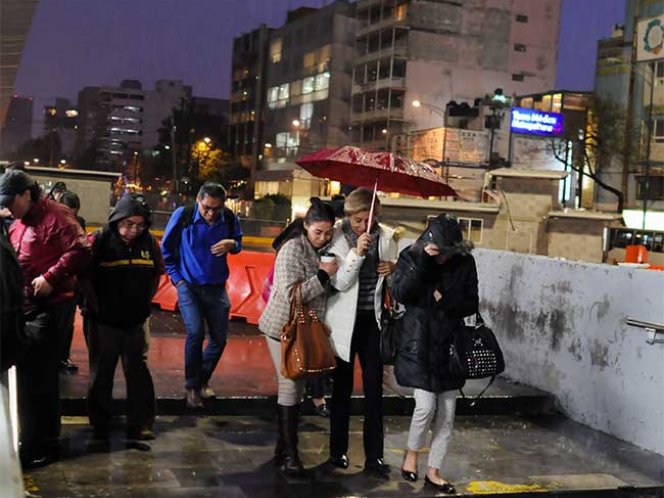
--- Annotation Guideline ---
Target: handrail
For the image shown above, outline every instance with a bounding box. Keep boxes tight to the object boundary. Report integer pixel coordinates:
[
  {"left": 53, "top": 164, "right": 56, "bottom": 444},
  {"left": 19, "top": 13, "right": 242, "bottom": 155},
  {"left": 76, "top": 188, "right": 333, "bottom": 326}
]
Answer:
[
  {"left": 626, "top": 317, "right": 664, "bottom": 345},
  {"left": 625, "top": 317, "right": 664, "bottom": 332}
]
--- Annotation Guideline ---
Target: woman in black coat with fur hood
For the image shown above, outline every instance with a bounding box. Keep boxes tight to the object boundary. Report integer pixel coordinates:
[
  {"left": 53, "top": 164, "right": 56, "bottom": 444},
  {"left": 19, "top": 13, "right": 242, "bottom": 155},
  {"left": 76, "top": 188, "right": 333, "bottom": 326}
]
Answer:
[{"left": 391, "top": 214, "right": 478, "bottom": 494}]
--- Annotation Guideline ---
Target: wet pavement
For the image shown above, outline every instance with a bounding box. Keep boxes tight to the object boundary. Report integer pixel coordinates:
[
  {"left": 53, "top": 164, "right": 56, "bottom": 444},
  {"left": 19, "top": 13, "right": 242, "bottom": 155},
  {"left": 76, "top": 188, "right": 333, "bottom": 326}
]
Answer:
[
  {"left": 60, "top": 310, "right": 552, "bottom": 417},
  {"left": 24, "top": 309, "right": 662, "bottom": 497},
  {"left": 25, "top": 414, "right": 663, "bottom": 497}
]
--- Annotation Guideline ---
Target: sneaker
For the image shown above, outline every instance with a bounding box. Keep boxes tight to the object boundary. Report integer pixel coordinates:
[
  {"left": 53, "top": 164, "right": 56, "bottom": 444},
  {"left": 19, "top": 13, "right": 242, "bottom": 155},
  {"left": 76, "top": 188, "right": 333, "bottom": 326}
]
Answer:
[
  {"left": 60, "top": 359, "right": 79, "bottom": 373},
  {"left": 127, "top": 427, "right": 155, "bottom": 441},
  {"left": 185, "top": 388, "right": 204, "bottom": 409},
  {"left": 199, "top": 384, "right": 215, "bottom": 399}
]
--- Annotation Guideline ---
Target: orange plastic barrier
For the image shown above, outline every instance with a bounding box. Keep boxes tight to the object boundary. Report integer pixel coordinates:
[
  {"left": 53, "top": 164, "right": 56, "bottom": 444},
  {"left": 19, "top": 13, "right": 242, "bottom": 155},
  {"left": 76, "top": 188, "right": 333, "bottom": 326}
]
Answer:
[
  {"left": 227, "top": 251, "right": 275, "bottom": 325},
  {"left": 152, "top": 273, "right": 179, "bottom": 312},
  {"left": 151, "top": 251, "right": 276, "bottom": 325},
  {"left": 625, "top": 244, "right": 649, "bottom": 264}
]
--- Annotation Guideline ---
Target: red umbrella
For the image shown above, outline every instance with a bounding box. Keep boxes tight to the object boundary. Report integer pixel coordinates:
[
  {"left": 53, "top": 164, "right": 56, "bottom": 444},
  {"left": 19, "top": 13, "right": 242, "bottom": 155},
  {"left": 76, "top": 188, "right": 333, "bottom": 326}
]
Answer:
[
  {"left": 296, "top": 146, "right": 457, "bottom": 198},
  {"left": 296, "top": 146, "right": 457, "bottom": 230}
]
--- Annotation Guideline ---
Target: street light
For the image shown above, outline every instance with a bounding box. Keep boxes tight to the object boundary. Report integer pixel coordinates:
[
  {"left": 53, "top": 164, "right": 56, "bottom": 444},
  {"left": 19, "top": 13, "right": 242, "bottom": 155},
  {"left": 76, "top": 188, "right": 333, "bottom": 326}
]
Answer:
[{"left": 411, "top": 100, "right": 449, "bottom": 180}]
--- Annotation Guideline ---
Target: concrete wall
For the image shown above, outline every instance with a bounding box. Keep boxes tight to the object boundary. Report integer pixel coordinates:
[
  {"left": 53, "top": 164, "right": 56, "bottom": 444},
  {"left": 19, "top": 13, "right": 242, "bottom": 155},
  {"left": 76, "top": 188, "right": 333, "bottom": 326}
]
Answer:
[
  {"left": 547, "top": 218, "right": 607, "bottom": 263},
  {"left": 31, "top": 174, "right": 113, "bottom": 225},
  {"left": 474, "top": 248, "right": 664, "bottom": 455}
]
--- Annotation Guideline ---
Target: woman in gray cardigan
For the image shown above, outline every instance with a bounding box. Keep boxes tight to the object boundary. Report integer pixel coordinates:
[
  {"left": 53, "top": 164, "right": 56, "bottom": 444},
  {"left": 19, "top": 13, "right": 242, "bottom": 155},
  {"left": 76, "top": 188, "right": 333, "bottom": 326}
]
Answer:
[{"left": 258, "top": 198, "right": 337, "bottom": 477}]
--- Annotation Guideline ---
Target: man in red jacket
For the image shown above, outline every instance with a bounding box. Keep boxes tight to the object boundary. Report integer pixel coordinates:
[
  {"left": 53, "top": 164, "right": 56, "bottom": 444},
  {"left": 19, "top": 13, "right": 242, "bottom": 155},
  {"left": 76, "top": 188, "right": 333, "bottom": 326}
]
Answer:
[{"left": 0, "top": 170, "right": 91, "bottom": 469}]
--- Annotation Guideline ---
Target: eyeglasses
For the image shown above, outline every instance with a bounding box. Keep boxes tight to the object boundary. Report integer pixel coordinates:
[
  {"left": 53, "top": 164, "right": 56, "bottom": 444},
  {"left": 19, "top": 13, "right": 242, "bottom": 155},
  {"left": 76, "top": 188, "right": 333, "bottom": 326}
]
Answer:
[
  {"left": 200, "top": 204, "right": 223, "bottom": 214},
  {"left": 119, "top": 220, "right": 147, "bottom": 232}
]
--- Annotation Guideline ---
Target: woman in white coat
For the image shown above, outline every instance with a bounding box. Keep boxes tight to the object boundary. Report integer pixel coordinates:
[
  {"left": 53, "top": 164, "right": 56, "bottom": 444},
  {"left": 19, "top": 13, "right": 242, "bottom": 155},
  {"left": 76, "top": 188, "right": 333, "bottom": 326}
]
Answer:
[{"left": 324, "top": 187, "right": 399, "bottom": 477}]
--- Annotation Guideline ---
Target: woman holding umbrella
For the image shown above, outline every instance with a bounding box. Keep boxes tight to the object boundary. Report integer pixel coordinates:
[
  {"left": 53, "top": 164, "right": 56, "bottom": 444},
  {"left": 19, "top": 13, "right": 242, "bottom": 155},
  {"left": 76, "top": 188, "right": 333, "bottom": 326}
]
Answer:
[
  {"left": 324, "top": 187, "right": 400, "bottom": 477},
  {"left": 391, "top": 214, "right": 478, "bottom": 493}
]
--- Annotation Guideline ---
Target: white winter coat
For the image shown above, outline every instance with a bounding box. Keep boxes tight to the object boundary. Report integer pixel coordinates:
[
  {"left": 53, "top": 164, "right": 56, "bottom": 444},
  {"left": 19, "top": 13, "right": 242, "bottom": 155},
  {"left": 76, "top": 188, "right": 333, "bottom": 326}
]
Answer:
[{"left": 324, "top": 222, "right": 399, "bottom": 362}]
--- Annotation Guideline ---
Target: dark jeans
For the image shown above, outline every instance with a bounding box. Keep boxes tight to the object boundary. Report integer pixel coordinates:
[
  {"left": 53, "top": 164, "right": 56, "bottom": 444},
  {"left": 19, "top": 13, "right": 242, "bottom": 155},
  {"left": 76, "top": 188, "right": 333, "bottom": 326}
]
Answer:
[
  {"left": 87, "top": 319, "right": 156, "bottom": 431},
  {"left": 59, "top": 299, "right": 77, "bottom": 362},
  {"left": 306, "top": 376, "right": 326, "bottom": 399},
  {"left": 17, "top": 301, "right": 72, "bottom": 459},
  {"left": 176, "top": 282, "right": 230, "bottom": 390},
  {"left": 330, "top": 310, "right": 384, "bottom": 461}
]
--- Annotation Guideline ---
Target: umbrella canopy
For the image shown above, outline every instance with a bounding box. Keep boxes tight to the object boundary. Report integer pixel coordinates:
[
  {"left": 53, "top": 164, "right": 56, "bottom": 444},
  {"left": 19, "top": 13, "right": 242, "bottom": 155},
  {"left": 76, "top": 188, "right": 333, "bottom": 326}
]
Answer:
[{"left": 295, "top": 145, "right": 457, "bottom": 198}]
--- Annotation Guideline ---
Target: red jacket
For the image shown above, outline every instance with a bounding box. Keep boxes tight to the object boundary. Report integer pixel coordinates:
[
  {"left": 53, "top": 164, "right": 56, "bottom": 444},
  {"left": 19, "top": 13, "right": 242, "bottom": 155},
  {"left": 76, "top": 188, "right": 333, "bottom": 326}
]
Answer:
[{"left": 9, "top": 197, "right": 91, "bottom": 311}]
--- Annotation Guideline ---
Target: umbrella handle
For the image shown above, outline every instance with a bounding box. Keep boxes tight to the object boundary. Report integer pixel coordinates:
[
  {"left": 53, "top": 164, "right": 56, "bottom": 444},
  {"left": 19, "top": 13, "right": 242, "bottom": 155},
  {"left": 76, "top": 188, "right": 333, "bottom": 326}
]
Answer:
[{"left": 367, "top": 179, "right": 378, "bottom": 234}]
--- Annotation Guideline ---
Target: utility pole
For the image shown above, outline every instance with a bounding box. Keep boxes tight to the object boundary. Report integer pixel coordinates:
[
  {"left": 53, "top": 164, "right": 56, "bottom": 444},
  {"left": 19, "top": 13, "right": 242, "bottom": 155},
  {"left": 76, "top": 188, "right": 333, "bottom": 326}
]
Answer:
[
  {"left": 622, "top": 2, "right": 640, "bottom": 210},
  {"left": 642, "top": 62, "right": 655, "bottom": 229}
]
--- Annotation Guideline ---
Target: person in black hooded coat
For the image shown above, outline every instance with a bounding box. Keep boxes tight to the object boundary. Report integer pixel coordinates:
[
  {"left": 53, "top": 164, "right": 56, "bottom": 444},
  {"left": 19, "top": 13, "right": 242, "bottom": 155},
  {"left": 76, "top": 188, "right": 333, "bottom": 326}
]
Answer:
[{"left": 391, "top": 214, "right": 478, "bottom": 494}]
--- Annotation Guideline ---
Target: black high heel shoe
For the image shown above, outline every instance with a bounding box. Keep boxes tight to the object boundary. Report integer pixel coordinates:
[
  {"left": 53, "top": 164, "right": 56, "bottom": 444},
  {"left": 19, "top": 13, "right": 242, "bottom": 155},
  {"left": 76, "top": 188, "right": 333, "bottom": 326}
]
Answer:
[
  {"left": 424, "top": 474, "right": 456, "bottom": 494},
  {"left": 400, "top": 454, "right": 418, "bottom": 482}
]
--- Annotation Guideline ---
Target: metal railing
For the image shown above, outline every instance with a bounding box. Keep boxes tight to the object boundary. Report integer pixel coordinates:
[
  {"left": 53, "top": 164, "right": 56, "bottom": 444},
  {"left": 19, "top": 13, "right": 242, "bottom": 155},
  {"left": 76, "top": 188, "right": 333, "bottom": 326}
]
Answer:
[
  {"left": 150, "top": 210, "right": 288, "bottom": 239},
  {"left": 625, "top": 317, "right": 664, "bottom": 345}
]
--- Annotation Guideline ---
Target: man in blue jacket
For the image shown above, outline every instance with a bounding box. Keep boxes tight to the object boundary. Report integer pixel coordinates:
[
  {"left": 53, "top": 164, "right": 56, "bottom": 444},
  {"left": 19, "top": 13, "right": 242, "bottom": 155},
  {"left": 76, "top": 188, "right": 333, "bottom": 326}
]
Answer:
[{"left": 161, "top": 183, "right": 242, "bottom": 408}]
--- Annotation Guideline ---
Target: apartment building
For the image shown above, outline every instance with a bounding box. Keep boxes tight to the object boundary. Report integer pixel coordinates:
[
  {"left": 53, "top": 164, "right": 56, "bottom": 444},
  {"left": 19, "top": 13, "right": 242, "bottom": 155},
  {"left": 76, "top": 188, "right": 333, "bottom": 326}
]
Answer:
[
  {"left": 350, "top": 0, "right": 561, "bottom": 150},
  {"left": 229, "top": 24, "right": 272, "bottom": 180},
  {"left": 76, "top": 79, "right": 191, "bottom": 170},
  {"left": 253, "top": 1, "right": 357, "bottom": 209},
  {"left": 44, "top": 97, "right": 78, "bottom": 159}
]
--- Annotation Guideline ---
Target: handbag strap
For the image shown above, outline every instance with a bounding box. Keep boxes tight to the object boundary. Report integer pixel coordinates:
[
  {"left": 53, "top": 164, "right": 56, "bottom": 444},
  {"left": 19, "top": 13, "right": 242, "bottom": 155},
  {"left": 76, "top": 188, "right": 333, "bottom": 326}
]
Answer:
[
  {"left": 383, "top": 284, "right": 393, "bottom": 312},
  {"left": 475, "top": 312, "right": 485, "bottom": 327},
  {"left": 288, "top": 282, "right": 304, "bottom": 319},
  {"left": 458, "top": 375, "right": 496, "bottom": 407}
]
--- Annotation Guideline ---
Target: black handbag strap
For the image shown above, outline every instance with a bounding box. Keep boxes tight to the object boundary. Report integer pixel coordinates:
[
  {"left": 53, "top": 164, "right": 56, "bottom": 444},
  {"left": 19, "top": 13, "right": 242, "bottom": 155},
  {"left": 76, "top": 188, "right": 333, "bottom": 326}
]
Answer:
[
  {"left": 475, "top": 312, "right": 485, "bottom": 327},
  {"left": 458, "top": 375, "right": 496, "bottom": 407}
]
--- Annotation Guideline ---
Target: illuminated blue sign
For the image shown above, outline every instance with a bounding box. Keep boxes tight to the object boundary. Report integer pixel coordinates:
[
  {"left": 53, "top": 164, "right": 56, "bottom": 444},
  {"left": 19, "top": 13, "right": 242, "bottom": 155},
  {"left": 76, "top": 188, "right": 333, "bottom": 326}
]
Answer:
[{"left": 510, "top": 107, "right": 564, "bottom": 137}]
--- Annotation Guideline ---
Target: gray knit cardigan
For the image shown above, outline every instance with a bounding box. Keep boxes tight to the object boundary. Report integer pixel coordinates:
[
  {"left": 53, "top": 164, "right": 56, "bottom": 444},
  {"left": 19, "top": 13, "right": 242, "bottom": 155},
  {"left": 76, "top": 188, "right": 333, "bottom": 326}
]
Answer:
[{"left": 258, "top": 234, "right": 328, "bottom": 340}]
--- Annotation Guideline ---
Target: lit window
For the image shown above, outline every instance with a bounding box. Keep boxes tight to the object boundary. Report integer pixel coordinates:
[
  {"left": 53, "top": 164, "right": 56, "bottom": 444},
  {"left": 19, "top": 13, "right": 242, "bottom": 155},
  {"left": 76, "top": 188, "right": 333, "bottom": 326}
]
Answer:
[
  {"left": 314, "top": 72, "right": 330, "bottom": 91},
  {"left": 395, "top": 3, "right": 407, "bottom": 21},
  {"left": 268, "top": 86, "right": 279, "bottom": 104},
  {"left": 303, "top": 51, "right": 315, "bottom": 69},
  {"left": 276, "top": 131, "right": 300, "bottom": 157},
  {"left": 270, "top": 39, "right": 283, "bottom": 63},
  {"left": 278, "top": 83, "right": 289, "bottom": 100},
  {"left": 299, "top": 103, "right": 313, "bottom": 129},
  {"left": 303, "top": 76, "right": 315, "bottom": 94}
]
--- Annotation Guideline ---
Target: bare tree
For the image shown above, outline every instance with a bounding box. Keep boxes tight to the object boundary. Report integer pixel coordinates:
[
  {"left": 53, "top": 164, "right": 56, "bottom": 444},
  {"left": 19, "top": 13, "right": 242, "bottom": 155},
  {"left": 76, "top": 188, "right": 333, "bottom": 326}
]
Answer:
[{"left": 549, "top": 97, "right": 637, "bottom": 212}]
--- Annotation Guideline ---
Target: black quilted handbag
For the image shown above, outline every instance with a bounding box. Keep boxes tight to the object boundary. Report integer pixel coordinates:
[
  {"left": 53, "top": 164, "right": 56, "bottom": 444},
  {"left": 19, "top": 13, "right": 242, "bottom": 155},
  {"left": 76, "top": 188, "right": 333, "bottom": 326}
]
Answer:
[
  {"left": 379, "top": 288, "right": 404, "bottom": 365},
  {"left": 449, "top": 313, "right": 505, "bottom": 403}
]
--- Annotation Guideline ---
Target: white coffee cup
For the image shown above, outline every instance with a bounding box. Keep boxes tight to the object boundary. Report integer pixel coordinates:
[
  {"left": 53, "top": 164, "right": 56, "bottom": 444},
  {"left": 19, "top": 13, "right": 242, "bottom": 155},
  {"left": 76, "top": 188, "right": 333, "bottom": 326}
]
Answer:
[{"left": 320, "top": 254, "right": 335, "bottom": 264}]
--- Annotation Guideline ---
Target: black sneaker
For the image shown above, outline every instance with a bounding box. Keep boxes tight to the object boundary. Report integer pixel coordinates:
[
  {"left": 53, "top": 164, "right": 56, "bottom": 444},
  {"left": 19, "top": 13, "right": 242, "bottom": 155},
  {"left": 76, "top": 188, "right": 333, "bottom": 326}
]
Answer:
[
  {"left": 185, "top": 388, "right": 204, "bottom": 409},
  {"left": 127, "top": 427, "right": 155, "bottom": 441}
]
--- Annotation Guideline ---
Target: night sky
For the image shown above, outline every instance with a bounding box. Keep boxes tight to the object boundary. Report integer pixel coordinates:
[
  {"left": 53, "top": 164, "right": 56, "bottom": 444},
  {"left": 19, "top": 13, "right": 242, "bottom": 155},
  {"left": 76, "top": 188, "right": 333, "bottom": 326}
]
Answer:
[{"left": 15, "top": 0, "right": 625, "bottom": 111}]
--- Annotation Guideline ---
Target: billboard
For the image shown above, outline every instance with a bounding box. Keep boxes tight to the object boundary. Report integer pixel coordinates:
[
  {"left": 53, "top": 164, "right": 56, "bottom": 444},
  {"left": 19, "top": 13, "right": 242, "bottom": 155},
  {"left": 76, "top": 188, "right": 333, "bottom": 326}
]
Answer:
[
  {"left": 637, "top": 15, "right": 664, "bottom": 62},
  {"left": 407, "top": 127, "right": 489, "bottom": 165},
  {"left": 510, "top": 107, "right": 564, "bottom": 137}
]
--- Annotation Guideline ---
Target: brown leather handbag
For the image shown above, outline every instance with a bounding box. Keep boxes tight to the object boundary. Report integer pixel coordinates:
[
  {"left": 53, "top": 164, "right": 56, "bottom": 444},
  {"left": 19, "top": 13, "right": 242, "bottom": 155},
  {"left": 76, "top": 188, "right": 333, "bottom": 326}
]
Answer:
[{"left": 280, "top": 282, "right": 336, "bottom": 380}]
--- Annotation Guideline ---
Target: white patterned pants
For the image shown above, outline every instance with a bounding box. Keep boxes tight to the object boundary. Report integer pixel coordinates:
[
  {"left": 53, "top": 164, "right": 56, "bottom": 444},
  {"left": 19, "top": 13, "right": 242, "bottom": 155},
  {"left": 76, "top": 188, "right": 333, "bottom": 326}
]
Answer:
[
  {"left": 266, "top": 336, "right": 306, "bottom": 406},
  {"left": 406, "top": 388, "right": 457, "bottom": 470}
]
